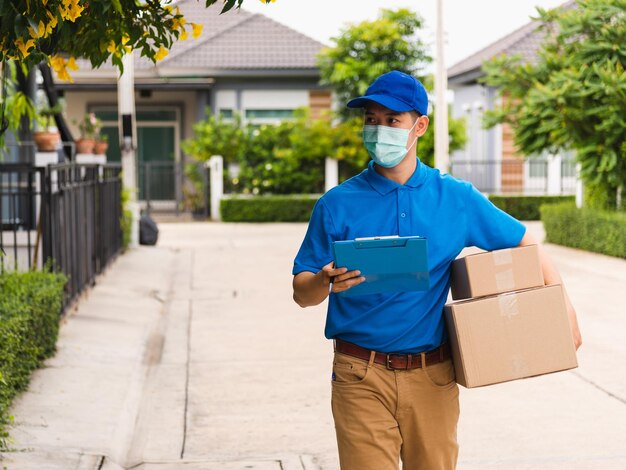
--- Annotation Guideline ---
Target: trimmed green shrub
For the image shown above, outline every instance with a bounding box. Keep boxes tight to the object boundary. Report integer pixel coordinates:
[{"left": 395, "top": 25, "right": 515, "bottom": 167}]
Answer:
[
  {"left": 0, "top": 270, "right": 66, "bottom": 450},
  {"left": 541, "top": 202, "right": 626, "bottom": 258},
  {"left": 220, "top": 195, "right": 320, "bottom": 222},
  {"left": 489, "top": 195, "right": 576, "bottom": 221}
]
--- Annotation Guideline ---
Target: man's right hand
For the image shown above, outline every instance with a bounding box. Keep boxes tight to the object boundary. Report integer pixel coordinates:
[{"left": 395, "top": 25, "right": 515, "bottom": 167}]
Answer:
[
  {"left": 321, "top": 261, "right": 366, "bottom": 294},
  {"left": 293, "top": 261, "right": 366, "bottom": 307}
]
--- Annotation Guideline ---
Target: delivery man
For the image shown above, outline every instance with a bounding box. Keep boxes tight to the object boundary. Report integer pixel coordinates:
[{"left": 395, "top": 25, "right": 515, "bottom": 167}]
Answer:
[{"left": 291, "top": 70, "right": 582, "bottom": 470}]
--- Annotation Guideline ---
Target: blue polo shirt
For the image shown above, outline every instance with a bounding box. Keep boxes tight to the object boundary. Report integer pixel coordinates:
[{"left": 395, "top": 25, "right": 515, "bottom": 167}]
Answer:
[{"left": 293, "top": 159, "right": 526, "bottom": 354}]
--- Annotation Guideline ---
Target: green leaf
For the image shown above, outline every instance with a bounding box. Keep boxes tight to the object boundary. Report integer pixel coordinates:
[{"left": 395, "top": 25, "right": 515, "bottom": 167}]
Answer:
[
  {"left": 111, "top": 0, "right": 123, "bottom": 15},
  {"left": 220, "top": 0, "right": 238, "bottom": 14}
]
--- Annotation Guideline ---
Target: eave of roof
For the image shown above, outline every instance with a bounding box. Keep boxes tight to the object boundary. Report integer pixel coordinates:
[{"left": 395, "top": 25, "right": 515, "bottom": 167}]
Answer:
[
  {"left": 68, "top": 0, "right": 325, "bottom": 83},
  {"left": 447, "top": 19, "right": 541, "bottom": 86},
  {"left": 447, "top": 1, "right": 575, "bottom": 86}
]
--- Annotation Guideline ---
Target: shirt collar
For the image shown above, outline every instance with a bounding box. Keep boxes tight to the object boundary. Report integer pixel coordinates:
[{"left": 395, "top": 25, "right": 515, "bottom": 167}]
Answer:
[{"left": 365, "top": 157, "right": 426, "bottom": 195}]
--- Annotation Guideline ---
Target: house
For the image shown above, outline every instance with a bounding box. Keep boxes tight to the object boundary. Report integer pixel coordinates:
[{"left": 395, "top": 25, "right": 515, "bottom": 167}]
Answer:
[
  {"left": 447, "top": 2, "right": 576, "bottom": 195},
  {"left": 56, "top": 0, "right": 331, "bottom": 209}
]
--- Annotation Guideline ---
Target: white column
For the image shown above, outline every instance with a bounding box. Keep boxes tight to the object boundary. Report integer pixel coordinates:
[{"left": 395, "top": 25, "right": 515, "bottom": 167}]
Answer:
[
  {"left": 434, "top": 0, "right": 449, "bottom": 173},
  {"left": 118, "top": 52, "right": 139, "bottom": 247},
  {"left": 575, "top": 163, "right": 584, "bottom": 208},
  {"left": 547, "top": 153, "right": 562, "bottom": 195},
  {"left": 209, "top": 155, "right": 224, "bottom": 221},
  {"left": 325, "top": 157, "right": 338, "bottom": 192}
]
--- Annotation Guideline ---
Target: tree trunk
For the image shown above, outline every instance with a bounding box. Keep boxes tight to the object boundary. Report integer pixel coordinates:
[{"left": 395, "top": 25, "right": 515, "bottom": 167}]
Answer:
[
  {"left": 39, "top": 63, "right": 74, "bottom": 160},
  {"left": 16, "top": 66, "right": 36, "bottom": 164}
]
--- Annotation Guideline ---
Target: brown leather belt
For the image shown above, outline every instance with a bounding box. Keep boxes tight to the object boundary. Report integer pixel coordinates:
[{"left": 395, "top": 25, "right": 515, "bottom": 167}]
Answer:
[{"left": 334, "top": 338, "right": 451, "bottom": 370}]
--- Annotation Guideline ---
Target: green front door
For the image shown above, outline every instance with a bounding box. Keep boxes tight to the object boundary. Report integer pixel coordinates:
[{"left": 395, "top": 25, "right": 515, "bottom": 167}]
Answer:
[{"left": 137, "top": 125, "right": 176, "bottom": 200}]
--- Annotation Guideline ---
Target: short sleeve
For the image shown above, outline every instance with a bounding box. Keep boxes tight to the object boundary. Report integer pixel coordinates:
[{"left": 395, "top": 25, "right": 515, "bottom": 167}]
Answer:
[
  {"left": 292, "top": 198, "right": 336, "bottom": 275},
  {"left": 465, "top": 184, "right": 526, "bottom": 250}
]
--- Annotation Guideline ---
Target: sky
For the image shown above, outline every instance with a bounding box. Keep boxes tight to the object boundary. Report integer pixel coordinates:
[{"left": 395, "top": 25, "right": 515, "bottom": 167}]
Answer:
[{"left": 240, "top": 0, "right": 567, "bottom": 69}]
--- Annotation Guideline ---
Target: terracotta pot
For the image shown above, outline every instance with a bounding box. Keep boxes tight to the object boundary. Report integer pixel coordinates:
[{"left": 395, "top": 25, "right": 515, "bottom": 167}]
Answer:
[
  {"left": 94, "top": 140, "right": 109, "bottom": 155},
  {"left": 33, "top": 131, "right": 60, "bottom": 152},
  {"left": 76, "top": 138, "right": 95, "bottom": 154}
]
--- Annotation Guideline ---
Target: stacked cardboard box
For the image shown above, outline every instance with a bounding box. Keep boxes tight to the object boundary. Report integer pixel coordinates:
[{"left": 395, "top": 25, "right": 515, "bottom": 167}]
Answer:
[{"left": 444, "top": 245, "right": 578, "bottom": 388}]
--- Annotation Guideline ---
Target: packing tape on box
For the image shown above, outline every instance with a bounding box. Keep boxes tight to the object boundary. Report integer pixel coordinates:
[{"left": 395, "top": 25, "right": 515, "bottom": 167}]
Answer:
[
  {"left": 492, "top": 248, "right": 513, "bottom": 266},
  {"left": 495, "top": 269, "right": 515, "bottom": 291},
  {"left": 498, "top": 293, "right": 519, "bottom": 319}
]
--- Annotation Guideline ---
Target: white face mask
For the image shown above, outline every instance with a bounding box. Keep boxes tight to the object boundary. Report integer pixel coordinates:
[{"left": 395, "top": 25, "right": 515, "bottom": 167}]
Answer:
[{"left": 362, "top": 118, "right": 419, "bottom": 168}]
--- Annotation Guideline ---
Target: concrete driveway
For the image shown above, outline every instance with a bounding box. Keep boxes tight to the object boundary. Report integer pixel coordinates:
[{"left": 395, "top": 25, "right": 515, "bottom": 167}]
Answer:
[{"left": 2, "top": 221, "right": 625, "bottom": 469}]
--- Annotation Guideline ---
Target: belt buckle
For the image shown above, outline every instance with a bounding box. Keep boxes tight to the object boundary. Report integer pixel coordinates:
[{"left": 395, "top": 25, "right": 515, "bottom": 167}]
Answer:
[{"left": 386, "top": 353, "right": 405, "bottom": 370}]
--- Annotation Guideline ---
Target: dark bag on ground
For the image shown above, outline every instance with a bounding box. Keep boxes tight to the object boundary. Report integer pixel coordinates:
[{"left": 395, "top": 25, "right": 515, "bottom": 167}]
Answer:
[{"left": 139, "top": 214, "right": 159, "bottom": 246}]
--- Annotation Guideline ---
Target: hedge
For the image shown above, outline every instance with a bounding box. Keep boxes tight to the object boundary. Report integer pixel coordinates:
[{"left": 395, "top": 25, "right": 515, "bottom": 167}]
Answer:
[
  {"left": 220, "top": 195, "right": 320, "bottom": 222},
  {"left": 540, "top": 202, "right": 626, "bottom": 258},
  {"left": 488, "top": 195, "right": 576, "bottom": 221},
  {"left": 0, "top": 270, "right": 66, "bottom": 450},
  {"left": 217, "top": 194, "right": 583, "bottom": 224}
]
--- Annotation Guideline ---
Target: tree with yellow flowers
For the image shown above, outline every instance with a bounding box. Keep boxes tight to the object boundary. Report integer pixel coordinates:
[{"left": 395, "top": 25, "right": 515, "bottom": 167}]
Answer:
[
  {"left": 1, "top": 0, "right": 209, "bottom": 80},
  {"left": 1, "top": 0, "right": 269, "bottom": 76},
  {"left": 0, "top": 0, "right": 270, "bottom": 140}
]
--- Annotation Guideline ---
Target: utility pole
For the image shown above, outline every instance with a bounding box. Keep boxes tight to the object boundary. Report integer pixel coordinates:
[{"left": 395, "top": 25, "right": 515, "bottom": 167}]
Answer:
[
  {"left": 434, "top": 0, "right": 449, "bottom": 173},
  {"left": 118, "top": 52, "right": 139, "bottom": 247}
]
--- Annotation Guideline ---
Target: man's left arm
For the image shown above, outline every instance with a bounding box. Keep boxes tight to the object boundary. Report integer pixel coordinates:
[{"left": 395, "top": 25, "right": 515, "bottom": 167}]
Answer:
[{"left": 518, "top": 231, "right": 582, "bottom": 350}]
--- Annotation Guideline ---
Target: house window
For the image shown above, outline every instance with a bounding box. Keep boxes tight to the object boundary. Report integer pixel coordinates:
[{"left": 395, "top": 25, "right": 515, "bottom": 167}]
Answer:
[
  {"left": 245, "top": 109, "right": 294, "bottom": 119},
  {"left": 219, "top": 109, "right": 234, "bottom": 119}
]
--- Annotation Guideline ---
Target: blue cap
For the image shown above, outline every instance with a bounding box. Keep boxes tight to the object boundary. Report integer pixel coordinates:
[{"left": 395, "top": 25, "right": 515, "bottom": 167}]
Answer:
[{"left": 347, "top": 70, "right": 429, "bottom": 115}]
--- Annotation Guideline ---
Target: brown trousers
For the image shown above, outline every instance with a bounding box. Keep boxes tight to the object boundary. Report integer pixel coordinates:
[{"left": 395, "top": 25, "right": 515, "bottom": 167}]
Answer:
[{"left": 331, "top": 351, "right": 460, "bottom": 470}]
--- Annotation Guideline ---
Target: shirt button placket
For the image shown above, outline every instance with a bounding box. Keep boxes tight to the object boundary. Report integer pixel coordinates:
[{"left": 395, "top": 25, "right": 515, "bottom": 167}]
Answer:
[{"left": 398, "top": 189, "right": 410, "bottom": 236}]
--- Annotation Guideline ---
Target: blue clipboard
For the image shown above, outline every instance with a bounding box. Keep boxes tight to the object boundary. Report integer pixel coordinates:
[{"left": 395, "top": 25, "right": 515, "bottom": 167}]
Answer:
[{"left": 332, "top": 236, "right": 429, "bottom": 297}]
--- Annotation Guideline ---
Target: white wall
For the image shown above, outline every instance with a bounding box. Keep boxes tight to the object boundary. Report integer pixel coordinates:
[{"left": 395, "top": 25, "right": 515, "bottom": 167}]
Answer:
[
  {"left": 214, "top": 88, "right": 310, "bottom": 125},
  {"left": 450, "top": 84, "right": 489, "bottom": 162},
  {"left": 241, "top": 89, "right": 308, "bottom": 109},
  {"left": 215, "top": 90, "right": 236, "bottom": 112}
]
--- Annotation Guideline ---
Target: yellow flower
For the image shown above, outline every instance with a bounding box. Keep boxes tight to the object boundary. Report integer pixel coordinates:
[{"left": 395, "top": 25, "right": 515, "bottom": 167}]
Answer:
[
  {"left": 180, "top": 29, "right": 189, "bottom": 41},
  {"left": 171, "top": 16, "right": 186, "bottom": 32},
  {"left": 28, "top": 21, "right": 46, "bottom": 38},
  {"left": 44, "top": 18, "right": 56, "bottom": 36},
  {"left": 47, "top": 10, "right": 58, "bottom": 28},
  {"left": 154, "top": 46, "right": 169, "bottom": 61},
  {"left": 49, "top": 55, "right": 65, "bottom": 72},
  {"left": 67, "top": 2, "right": 85, "bottom": 22},
  {"left": 191, "top": 23, "right": 203, "bottom": 39},
  {"left": 59, "top": 0, "right": 84, "bottom": 22},
  {"left": 49, "top": 55, "right": 74, "bottom": 83},
  {"left": 122, "top": 36, "right": 132, "bottom": 53},
  {"left": 258, "top": 0, "right": 277, "bottom": 2},
  {"left": 107, "top": 41, "right": 116, "bottom": 54},
  {"left": 67, "top": 56, "right": 79, "bottom": 71},
  {"left": 57, "top": 67, "right": 71, "bottom": 82},
  {"left": 15, "top": 37, "right": 36, "bottom": 58}
]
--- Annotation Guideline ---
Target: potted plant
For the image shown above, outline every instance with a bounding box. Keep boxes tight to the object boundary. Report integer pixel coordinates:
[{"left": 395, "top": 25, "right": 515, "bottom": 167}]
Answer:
[
  {"left": 74, "top": 112, "right": 102, "bottom": 154},
  {"left": 94, "top": 133, "right": 109, "bottom": 155},
  {"left": 33, "top": 104, "right": 62, "bottom": 152}
]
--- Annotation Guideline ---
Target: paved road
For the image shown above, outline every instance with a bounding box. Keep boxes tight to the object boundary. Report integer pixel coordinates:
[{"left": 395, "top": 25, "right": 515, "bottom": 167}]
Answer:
[{"left": 1, "top": 221, "right": 625, "bottom": 469}]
